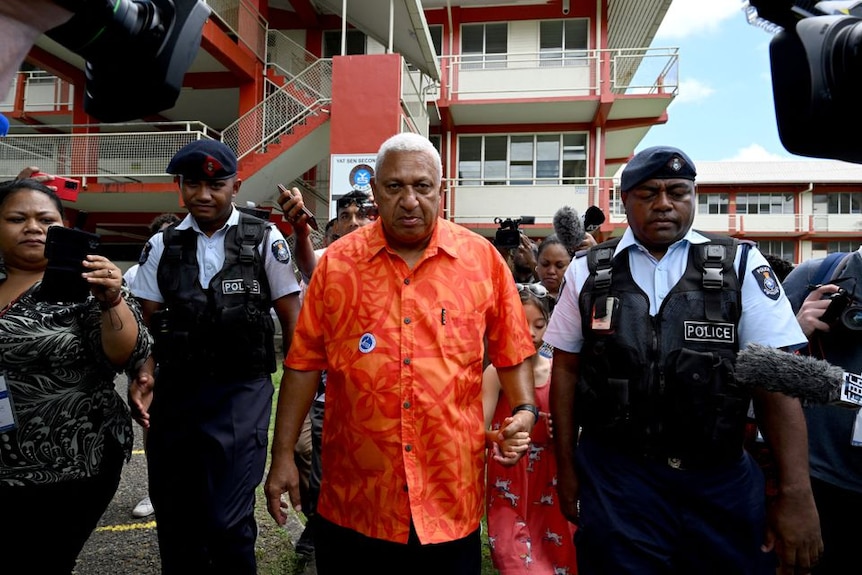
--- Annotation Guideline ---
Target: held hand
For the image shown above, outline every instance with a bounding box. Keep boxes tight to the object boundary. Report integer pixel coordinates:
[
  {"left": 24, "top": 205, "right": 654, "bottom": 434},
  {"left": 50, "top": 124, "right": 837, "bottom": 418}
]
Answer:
[
  {"left": 797, "top": 284, "right": 840, "bottom": 337},
  {"left": 82, "top": 255, "right": 124, "bottom": 307},
  {"left": 486, "top": 426, "right": 530, "bottom": 466},
  {"left": 264, "top": 452, "right": 303, "bottom": 526}
]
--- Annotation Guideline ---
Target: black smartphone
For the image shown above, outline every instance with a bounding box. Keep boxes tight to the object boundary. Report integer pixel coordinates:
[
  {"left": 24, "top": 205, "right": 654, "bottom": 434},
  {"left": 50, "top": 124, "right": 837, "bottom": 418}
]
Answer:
[{"left": 38, "top": 226, "right": 101, "bottom": 303}]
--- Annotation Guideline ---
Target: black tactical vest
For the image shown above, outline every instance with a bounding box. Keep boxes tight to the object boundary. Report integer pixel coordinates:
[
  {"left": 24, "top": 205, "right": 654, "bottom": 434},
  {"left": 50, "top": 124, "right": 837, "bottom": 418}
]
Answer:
[
  {"left": 152, "top": 212, "right": 276, "bottom": 379},
  {"left": 576, "top": 233, "right": 751, "bottom": 467}
]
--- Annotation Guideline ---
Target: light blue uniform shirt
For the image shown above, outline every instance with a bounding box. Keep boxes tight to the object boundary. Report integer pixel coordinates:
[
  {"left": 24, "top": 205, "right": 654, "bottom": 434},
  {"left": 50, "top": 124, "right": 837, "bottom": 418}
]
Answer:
[
  {"left": 544, "top": 228, "right": 806, "bottom": 353},
  {"left": 131, "top": 207, "right": 300, "bottom": 303}
]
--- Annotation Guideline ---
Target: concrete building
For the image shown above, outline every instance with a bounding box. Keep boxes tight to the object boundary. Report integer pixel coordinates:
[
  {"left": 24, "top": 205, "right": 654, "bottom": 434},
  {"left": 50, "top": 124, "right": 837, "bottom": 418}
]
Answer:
[{"left": 0, "top": 0, "right": 677, "bottom": 261}]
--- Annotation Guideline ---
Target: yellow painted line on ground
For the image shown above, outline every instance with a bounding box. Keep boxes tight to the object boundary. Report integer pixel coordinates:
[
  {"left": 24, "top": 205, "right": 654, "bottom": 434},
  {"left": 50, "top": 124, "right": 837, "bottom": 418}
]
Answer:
[
  {"left": 131, "top": 449, "right": 145, "bottom": 455},
  {"left": 97, "top": 520, "right": 157, "bottom": 532}
]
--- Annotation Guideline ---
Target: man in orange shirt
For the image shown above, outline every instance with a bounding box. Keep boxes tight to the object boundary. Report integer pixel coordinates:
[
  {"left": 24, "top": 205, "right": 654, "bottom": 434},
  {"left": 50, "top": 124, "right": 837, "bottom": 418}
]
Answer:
[{"left": 265, "top": 132, "right": 538, "bottom": 574}]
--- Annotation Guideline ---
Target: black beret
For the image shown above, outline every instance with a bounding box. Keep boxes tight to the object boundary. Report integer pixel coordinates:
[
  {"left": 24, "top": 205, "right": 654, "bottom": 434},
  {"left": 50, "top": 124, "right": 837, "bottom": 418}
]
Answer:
[
  {"left": 620, "top": 146, "right": 696, "bottom": 193},
  {"left": 166, "top": 140, "right": 237, "bottom": 180}
]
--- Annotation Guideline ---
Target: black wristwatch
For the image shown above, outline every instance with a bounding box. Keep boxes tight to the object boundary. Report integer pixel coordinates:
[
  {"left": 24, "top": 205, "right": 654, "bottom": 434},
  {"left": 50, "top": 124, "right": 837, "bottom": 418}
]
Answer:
[{"left": 511, "top": 403, "right": 539, "bottom": 424}]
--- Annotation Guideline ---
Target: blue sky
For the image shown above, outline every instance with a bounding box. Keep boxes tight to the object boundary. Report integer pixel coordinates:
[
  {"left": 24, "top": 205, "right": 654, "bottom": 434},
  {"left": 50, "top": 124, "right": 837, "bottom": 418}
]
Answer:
[{"left": 637, "top": 0, "right": 799, "bottom": 162}]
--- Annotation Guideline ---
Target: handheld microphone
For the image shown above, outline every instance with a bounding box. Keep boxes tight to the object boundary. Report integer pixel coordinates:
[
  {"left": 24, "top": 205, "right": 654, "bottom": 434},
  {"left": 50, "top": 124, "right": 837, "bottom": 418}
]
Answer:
[
  {"left": 552, "top": 205, "right": 585, "bottom": 255},
  {"left": 736, "top": 343, "right": 862, "bottom": 407}
]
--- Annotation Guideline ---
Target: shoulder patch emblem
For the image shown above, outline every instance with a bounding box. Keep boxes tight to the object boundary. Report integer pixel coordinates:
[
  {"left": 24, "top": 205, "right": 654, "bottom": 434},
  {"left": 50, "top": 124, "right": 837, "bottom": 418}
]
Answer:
[
  {"left": 271, "top": 239, "right": 291, "bottom": 264},
  {"left": 138, "top": 242, "right": 153, "bottom": 265},
  {"left": 751, "top": 265, "right": 781, "bottom": 300}
]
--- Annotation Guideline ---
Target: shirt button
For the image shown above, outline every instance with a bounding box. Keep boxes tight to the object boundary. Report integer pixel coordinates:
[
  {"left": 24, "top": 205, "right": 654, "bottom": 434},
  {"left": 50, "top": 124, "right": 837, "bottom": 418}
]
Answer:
[
  {"left": 404, "top": 317, "right": 411, "bottom": 324},
  {"left": 403, "top": 401, "right": 411, "bottom": 409},
  {"left": 405, "top": 444, "right": 412, "bottom": 452},
  {"left": 404, "top": 358, "right": 411, "bottom": 365},
  {"left": 404, "top": 278, "right": 410, "bottom": 285}
]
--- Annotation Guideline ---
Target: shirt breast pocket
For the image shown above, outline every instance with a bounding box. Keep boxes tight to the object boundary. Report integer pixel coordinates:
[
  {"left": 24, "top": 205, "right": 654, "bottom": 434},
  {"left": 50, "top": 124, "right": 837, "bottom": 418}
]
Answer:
[{"left": 419, "top": 306, "right": 483, "bottom": 358}]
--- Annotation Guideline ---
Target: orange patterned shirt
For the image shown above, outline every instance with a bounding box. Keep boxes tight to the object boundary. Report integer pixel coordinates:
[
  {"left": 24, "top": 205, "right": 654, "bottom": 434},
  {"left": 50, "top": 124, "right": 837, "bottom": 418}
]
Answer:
[{"left": 286, "top": 218, "right": 535, "bottom": 544}]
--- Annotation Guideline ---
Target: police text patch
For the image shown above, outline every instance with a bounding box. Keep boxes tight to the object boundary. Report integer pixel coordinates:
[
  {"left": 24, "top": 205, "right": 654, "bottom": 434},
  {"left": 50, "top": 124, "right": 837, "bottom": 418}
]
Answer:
[
  {"left": 684, "top": 321, "right": 736, "bottom": 343},
  {"left": 751, "top": 265, "right": 781, "bottom": 300},
  {"left": 271, "top": 239, "right": 291, "bottom": 263},
  {"left": 222, "top": 279, "right": 261, "bottom": 295}
]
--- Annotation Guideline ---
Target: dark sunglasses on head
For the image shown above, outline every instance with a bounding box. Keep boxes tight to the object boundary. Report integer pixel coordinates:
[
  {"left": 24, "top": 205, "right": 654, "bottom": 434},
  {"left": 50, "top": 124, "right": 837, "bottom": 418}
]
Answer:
[{"left": 516, "top": 282, "right": 549, "bottom": 298}]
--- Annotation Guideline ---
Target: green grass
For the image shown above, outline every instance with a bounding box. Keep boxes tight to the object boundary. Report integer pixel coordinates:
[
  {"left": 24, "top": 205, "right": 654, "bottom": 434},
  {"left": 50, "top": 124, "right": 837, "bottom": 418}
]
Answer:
[{"left": 258, "top": 365, "right": 498, "bottom": 575}]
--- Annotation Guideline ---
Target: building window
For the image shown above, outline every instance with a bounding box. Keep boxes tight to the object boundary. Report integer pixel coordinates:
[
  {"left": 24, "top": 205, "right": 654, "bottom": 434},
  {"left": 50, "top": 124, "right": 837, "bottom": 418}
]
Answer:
[
  {"left": 462, "top": 23, "right": 507, "bottom": 69},
  {"left": 813, "top": 240, "right": 858, "bottom": 253},
  {"left": 697, "top": 194, "right": 729, "bottom": 214},
  {"left": 736, "top": 193, "right": 794, "bottom": 214},
  {"left": 457, "top": 133, "right": 587, "bottom": 185},
  {"left": 323, "top": 29, "right": 366, "bottom": 58},
  {"left": 539, "top": 19, "right": 588, "bottom": 67},
  {"left": 429, "top": 25, "right": 443, "bottom": 56},
  {"left": 813, "top": 192, "right": 862, "bottom": 214},
  {"left": 757, "top": 240, "right": 796, "bottom": 263}
]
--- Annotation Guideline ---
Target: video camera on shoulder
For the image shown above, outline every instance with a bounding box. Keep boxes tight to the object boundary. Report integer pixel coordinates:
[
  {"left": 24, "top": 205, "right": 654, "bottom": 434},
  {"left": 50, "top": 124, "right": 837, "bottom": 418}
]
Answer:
[{"left": 494, "top": 216, "right": 534, "bottom": 250}]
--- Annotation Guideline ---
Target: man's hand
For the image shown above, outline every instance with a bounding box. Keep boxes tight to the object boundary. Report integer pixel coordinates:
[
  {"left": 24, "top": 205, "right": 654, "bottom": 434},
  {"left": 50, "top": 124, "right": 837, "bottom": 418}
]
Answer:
[
  {"left": 128, "top": 359, "right": 156, "bottom": 429},
  {"left": 277, "top": 185, "right": 316, "bottom": 234},
  {"left": 796, "top": 284, "right": 841, "bottom": 337},
  {"left": 263, "top": 451, "right": 302, "bottom": 526},
  {"left": 486, "top": 415, "right": 531, "bottom": 466}
]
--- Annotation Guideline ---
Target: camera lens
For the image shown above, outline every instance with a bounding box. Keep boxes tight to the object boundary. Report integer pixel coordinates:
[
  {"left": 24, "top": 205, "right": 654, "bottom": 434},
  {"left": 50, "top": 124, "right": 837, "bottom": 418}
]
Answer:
[{"left": 841, "top": 306, "right": 862, "bottom": 331}]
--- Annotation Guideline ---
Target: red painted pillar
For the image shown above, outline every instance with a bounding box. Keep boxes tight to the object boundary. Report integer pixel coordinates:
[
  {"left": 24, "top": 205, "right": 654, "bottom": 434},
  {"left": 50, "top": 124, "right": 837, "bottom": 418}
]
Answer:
[{"left": 330, "top": 54, "right": 403, "bottom": 155}]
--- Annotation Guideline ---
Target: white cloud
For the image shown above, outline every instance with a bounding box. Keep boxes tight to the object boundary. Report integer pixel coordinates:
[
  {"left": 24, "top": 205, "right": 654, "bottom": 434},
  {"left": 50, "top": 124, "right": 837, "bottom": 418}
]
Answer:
[
  {"left": 722, "top": 143, "right": 795, "bottom": 161},
  {"left": 656, "top": 0, "right": 745, "bottom": 40},
  {"left": 674, "top": 78, "right": 714, "bottom": 104}
]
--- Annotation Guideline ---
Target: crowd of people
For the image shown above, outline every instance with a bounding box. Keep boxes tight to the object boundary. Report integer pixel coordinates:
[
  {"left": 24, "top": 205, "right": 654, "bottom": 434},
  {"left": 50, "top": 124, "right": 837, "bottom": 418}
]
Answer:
[{"left": 3, "top": 134, "right": 861, "bottom": 575}]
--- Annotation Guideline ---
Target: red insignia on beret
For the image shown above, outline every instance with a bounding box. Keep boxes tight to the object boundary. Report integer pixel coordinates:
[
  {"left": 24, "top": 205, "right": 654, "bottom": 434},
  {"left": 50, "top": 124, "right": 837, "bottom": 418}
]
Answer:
[{"left": 203, "top": 155, "right": 222, "bottom": 178}]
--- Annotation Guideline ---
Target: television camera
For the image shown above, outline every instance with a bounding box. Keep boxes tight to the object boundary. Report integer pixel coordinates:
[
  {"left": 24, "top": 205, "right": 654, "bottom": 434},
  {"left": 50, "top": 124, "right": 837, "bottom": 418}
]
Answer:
[
  {"left": 746, "top": 0, "right": 862, "bottom": 162},
  {"left": 46, "top": 0, "right": 210, "bottom": 122},
  {"left": 494, "top": 216, "right": 534, "bottom": 250}
]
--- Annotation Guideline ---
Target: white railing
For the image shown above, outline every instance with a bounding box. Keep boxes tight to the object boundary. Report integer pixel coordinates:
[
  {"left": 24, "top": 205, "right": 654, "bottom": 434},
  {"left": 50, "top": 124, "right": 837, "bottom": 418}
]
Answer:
[
  {"left": 205, "top": 0, "right": 268, "bottom": 62},
  {"left": 0, "top": 71, "right": 74, "bottom": 113},
  {"left": 221, "top": 59, "right": 333, "bottom": 161},
  {"left": 0, "top": 122, "right": 218, "bottom": 182},
  {"left": 444, "top": 176, "right": 616, "bottom": 225},
  {"left": 267, "top": 30, "right": 319, "bottom": 78},
  {"left": 438, "top": 47, "right": 678, "bottom": 100}
]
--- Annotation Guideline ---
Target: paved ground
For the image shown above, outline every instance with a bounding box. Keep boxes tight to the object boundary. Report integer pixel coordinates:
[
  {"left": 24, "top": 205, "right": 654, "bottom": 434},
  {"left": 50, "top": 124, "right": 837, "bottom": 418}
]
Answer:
[{"left": 70, "top": 376, "right": 313, "bottom": 575}]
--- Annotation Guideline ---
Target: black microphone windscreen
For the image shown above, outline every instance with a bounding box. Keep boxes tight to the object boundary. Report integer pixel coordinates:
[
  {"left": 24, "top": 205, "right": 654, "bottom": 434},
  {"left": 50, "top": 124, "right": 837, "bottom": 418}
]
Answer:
[
  {"left": 553, "top": 205, "right": 584, "bottom": 255},
  {"left": 736, "top": 344, "right": 846, "bottom": 404}
]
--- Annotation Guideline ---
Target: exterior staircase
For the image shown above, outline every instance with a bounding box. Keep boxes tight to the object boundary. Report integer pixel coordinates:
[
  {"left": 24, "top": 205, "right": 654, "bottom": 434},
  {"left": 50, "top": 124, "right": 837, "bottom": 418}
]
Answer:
[{"left": 221, "top": 32, "right": 333, "bottom": 213}]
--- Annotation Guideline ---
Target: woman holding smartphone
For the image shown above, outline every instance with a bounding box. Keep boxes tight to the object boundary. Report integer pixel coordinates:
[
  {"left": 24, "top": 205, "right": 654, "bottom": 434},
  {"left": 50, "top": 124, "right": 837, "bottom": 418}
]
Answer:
[{"left": 0, "top": 178, "right": 152, "bottom": 574}]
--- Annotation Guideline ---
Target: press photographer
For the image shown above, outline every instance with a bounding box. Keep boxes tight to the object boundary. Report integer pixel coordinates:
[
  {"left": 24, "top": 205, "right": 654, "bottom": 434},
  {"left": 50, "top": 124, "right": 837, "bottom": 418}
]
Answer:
[{"left": 780, "top": 246, "right": 862, "bottom": 573}]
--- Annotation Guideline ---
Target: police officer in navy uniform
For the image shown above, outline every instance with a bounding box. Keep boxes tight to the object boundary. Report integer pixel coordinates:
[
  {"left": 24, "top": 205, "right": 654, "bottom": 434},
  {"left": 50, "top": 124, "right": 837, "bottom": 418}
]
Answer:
[
  {"left": 129, "top": 139, "right": 301, "bottom": 574},
  {"left": 544, "top": 146, "right": 823, "bottom": 574}
]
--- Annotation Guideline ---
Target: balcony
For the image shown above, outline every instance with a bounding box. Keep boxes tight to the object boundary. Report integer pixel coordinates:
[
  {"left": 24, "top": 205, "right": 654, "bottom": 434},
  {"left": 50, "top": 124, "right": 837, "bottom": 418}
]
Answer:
[
  {"left": 436, "top": 47, "right": 677, "bottom": 126},
  {"left": 444, "top": 176, "right": 615, "bottom": 235}
]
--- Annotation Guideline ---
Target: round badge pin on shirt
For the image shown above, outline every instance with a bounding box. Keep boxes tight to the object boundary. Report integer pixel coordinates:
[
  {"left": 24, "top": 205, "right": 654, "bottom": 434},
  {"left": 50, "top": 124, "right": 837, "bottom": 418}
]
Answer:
[{"left": 359, "top": 333, "right": 376, "bottom": 353}]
